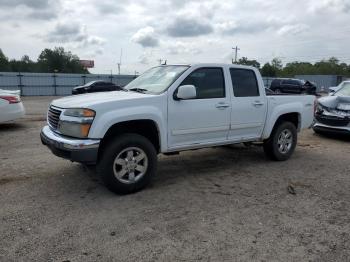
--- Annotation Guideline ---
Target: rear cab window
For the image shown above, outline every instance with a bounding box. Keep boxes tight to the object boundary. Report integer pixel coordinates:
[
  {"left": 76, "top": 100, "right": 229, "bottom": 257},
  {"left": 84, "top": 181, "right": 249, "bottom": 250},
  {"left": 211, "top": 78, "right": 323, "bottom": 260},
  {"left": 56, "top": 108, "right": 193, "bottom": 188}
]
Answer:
[{"left": 229, "top": 68, "right": 259, "bottom": 97}]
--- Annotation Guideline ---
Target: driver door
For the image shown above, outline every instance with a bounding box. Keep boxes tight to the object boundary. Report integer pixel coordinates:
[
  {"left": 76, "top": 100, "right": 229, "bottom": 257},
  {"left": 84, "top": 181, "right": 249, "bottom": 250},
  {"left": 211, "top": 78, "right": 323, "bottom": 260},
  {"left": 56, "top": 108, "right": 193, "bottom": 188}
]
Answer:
[{"left": 167, "top": 67, "right": 231, "bottom": 149}]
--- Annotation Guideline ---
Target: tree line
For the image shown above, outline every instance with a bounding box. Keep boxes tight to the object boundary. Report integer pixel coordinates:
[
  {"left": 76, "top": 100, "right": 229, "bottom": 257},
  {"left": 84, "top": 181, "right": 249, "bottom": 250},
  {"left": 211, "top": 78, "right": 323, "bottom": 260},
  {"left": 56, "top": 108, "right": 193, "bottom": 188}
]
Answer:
[
  {"left": 1, "top": 46, "right": 350, "bottom": 77},
  {"left": 236, "top": 57, "right": 350, "bottom": 77},
  {"left": 0, "top": 47, "right": 89, "bottom": 74}
]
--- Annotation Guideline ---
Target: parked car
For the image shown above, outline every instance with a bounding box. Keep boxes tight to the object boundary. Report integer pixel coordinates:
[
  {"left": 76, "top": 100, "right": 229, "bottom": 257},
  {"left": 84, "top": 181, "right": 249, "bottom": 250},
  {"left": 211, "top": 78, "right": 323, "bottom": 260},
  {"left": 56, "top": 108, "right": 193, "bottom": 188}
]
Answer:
[
  {"left": 313, "top": 81, "right": 350, "bottom": 135},
  {"left": 270, "top": 78, "right": 317, "bottom": 94},
  {"left": 41, "top": 64, "right": 315, "bottom": 194},
  {"left": 328, "top": 81, "right": 349, "bottom": 95},
  {"left": 72, "top": 80, "right": 122, "bottom": 95},
  {"left": 0, "top": 89, "right": 25, "bottom": 123}
]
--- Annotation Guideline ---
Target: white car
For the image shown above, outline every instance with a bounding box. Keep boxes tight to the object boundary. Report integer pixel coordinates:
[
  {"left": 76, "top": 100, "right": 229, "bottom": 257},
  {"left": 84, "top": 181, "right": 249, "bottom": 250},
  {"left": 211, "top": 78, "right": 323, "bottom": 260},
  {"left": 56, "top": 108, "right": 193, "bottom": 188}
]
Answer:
[
  {"left": 41, "top": 63, "right": 315, "bottom": 194},
  {"left": 0, "top": 89, "right": 25, "bottom": 123}
]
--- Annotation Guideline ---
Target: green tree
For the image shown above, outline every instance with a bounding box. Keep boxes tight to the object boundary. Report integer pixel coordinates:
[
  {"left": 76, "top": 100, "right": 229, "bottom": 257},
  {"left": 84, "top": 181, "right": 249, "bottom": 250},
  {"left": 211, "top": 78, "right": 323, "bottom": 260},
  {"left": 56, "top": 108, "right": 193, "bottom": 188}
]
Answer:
[
  {"left": 271, "top": 57, "right": 283, "bottom": 71},
  {"left": 9, "top": 55, "right": 38, "bottom": 72},
  {"left": 260, "top": 63, "right": 277, "bottom": 77},
  {"left": 0, "top": 48, "right": 9, "bottom": 71},
  {"left": 37, "top": 47, "right": 88, "bottom": 73},
  {"left": 236, "top": 57, "right": 261, "bottom": 69},
  {"left": 280, "top": 62, "right": 315, "bottom": 77}
]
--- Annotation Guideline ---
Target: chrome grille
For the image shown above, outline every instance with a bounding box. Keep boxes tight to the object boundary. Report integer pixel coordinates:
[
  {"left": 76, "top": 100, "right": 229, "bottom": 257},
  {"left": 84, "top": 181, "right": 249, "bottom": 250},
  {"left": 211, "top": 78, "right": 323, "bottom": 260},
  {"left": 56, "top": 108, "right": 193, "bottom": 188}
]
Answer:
[{"left": 47, "top": 106, "right": 62, "bottom": 130}]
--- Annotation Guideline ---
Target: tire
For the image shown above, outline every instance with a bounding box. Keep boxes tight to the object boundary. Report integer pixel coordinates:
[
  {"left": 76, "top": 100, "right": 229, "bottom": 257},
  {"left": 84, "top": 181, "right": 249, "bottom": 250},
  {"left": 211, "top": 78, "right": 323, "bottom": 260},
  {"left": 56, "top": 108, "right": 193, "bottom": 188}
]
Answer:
[
  {"left": 97, "top": 133, "right": 157, "bottom": 194},
  {"left": 263, "top": 121, "right": 297, "bottom": 161}
]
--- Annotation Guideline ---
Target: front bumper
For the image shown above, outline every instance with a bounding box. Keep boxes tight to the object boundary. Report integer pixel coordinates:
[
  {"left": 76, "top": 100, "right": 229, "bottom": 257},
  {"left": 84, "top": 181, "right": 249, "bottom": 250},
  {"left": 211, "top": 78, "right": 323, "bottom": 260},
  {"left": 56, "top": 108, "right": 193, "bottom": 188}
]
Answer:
[
  {"left": 313, "top": 122, "right": 350, "bottom": 135},
  {"left": 40, "top": 125, "right": 100, "bottom": 164}
]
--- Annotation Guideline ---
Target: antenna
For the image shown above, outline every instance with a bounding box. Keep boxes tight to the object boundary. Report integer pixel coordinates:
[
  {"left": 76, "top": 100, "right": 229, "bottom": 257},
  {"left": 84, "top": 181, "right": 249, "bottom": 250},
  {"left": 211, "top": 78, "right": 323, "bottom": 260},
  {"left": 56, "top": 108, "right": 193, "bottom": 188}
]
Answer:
[{"left": 117, "top": 48, "right": 123, "bottom": 75}]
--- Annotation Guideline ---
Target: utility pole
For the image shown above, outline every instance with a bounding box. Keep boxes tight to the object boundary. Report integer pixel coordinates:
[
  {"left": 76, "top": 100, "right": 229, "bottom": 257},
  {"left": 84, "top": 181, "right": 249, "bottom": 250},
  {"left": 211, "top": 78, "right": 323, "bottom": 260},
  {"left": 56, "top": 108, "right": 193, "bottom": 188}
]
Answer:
[
  {"left": 232, "top": 46, "right": 240, "bottom": 63},
  {"left": 117, "top": 48, "right": 123, "bottom": 75}
]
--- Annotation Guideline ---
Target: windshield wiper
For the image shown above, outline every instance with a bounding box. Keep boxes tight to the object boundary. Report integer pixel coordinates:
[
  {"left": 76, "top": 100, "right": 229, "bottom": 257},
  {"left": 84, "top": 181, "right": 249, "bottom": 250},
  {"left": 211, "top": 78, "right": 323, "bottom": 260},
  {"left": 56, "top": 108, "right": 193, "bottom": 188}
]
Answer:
[{"left": 128, "top": 88, "right": 148, "bottom": 93}]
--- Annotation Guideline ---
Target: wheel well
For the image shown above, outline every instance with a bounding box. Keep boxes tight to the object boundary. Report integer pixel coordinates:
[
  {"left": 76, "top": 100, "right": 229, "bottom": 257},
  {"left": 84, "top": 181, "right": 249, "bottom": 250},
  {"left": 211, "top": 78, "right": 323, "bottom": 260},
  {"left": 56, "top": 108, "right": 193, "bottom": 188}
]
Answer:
[
  {"left": 98, "top": 120, "right": 160, "bottom": 159},
  {"left": 274, "top": 113, "right": 300, "bottom": 131}
]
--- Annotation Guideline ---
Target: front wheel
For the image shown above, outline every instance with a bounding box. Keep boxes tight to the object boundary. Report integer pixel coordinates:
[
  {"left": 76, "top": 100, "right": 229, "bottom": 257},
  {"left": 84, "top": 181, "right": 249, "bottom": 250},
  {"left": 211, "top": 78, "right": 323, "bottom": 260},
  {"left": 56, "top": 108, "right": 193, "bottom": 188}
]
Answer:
[
  {"left": 97, "top": 134, "right": 157, "bottom": 194},
  {"left": 263, "top": 122, "right": 297, "bottom": 161}
]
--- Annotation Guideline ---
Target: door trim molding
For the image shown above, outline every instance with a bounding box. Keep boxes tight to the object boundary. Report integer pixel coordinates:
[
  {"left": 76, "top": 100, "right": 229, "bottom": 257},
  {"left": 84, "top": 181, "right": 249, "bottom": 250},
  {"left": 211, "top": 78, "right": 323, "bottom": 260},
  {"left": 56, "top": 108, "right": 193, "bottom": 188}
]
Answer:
[
  {"left": 172, "top": 125, "right": 230, "bottom": 136},
  {"left": 230, "top": 123, "right": 262, "bottom": 130}
]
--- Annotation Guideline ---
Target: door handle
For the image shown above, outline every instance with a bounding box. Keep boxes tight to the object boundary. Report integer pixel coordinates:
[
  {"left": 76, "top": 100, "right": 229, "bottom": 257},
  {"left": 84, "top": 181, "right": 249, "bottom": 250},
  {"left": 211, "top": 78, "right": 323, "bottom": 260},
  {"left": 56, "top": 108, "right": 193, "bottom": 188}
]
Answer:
[
  {"left": 252, "top": 101, "right": 264, "bottom": 107},
  {"left": 215, "top": 102, "right": 230, "bottom": 109}
]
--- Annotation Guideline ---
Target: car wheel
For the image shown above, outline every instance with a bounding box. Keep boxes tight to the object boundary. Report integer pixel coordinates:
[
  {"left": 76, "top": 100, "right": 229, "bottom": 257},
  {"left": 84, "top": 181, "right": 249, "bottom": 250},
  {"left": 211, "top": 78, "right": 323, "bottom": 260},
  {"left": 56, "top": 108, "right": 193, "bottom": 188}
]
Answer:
[
  {"left": 97, "top": 133, "right": 157, "bottom": 194},
  {"left": 263, "top": 121, "right": 297, "bottom": 161}
]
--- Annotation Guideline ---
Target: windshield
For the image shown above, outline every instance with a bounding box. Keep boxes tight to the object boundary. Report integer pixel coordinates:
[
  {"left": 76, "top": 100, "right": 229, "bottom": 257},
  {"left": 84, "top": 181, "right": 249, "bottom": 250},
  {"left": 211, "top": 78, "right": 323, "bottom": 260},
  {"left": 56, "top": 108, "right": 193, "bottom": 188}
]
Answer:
[
  {"left": 335, "top": 82, "right": 350, "bottom": 96},
  {"left": 83, "top": 81, "right": 98, "bottom": 86},
  {"left": 125, "top": 65, "right": 189, "bottom": 94}
]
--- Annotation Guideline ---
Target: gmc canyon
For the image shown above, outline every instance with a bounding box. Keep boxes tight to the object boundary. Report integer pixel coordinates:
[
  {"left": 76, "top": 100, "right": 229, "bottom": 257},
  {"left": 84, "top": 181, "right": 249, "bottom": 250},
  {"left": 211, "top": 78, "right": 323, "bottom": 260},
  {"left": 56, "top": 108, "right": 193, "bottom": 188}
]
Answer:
[{"left": 41, "top": 64, "right": 315, "bottom": 194}]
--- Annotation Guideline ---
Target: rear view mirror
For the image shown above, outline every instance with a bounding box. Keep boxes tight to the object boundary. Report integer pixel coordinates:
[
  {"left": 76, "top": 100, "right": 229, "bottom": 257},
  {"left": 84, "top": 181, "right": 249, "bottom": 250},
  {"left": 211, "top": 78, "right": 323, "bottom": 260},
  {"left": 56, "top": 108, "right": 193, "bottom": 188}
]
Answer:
[{"left": 176, "top": 85, "right": 196, "bottom": 100}]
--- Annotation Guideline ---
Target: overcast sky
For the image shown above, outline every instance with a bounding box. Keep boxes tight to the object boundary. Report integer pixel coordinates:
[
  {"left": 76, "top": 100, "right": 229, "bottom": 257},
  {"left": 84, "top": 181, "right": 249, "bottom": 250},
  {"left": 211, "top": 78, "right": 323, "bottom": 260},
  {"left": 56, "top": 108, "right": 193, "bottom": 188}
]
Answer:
[{"left": 0, "top": 0, "right": 349, "bottom": 74}]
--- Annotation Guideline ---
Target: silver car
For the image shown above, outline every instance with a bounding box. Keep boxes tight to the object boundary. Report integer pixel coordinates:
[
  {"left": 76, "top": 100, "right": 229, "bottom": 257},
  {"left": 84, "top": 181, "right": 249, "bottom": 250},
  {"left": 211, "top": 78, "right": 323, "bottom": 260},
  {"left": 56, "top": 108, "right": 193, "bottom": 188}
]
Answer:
[{"left": 313, "top": 81, "right": 350, "bottom": 135}]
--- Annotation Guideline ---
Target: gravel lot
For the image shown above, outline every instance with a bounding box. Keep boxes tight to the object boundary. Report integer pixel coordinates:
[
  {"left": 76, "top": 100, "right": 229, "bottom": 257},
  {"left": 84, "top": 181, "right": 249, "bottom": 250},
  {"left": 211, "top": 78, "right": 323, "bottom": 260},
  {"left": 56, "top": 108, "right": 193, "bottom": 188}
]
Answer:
[{"left": 1, "top": 96, "right": 349, "bottom": 262}]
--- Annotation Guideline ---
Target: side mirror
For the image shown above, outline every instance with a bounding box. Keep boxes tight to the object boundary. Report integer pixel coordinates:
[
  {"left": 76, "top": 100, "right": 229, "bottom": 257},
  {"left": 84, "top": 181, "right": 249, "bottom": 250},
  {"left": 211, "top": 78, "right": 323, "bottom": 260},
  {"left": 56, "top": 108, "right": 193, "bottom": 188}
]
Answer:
[{"left": 176, "top": 85, "right": 196, "bottom": 100}]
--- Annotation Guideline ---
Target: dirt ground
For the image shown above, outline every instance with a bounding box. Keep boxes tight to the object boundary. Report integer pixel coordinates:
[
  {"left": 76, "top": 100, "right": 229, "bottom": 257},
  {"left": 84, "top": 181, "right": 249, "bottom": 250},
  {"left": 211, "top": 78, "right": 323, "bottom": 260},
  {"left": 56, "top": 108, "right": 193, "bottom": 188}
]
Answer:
[{"left": 1, "top": 96, "right": 349, "bottom": 262}]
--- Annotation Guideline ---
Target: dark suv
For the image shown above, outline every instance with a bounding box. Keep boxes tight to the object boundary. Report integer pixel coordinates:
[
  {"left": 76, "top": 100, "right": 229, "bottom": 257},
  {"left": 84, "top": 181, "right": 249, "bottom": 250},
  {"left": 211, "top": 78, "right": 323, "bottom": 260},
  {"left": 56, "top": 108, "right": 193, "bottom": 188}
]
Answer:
[
  {"left": 72, "top": 81, "right": 121, "bottom": 95},
  {"left": 270, "top": 78, "right": 316, "bottom": 94}
]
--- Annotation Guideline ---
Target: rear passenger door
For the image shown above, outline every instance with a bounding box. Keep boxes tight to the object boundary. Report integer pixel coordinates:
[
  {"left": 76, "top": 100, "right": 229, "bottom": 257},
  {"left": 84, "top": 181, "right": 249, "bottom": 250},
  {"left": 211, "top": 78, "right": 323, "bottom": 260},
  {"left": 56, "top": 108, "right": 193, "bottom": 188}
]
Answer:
[{"left": 228, "top": 68, "right": 267, "bottom": 141}]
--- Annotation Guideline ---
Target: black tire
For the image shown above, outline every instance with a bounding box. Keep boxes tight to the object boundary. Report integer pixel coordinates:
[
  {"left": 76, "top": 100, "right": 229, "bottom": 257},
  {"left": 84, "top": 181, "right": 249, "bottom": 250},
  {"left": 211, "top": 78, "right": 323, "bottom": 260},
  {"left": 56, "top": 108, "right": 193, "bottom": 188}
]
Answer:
[
  {"left": 97, "top": 133, "right": 157, "bottom": 194},
  {"left": 263, "top": 121, "right": 297, "bottom": 161}
]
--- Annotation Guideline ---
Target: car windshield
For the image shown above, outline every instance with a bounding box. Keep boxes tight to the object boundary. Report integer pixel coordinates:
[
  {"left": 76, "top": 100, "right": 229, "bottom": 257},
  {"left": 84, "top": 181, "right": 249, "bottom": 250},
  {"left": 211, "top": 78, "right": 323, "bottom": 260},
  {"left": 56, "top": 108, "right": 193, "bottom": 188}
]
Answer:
[
  {"left": 124, "top": 65, "right": 189, "bottom": 94},
  {"left": 335, "top": 82, "right": 350, "bottom": 96},
  {"left": 83, "top": 81, "right": 99, "bottom": 86}
]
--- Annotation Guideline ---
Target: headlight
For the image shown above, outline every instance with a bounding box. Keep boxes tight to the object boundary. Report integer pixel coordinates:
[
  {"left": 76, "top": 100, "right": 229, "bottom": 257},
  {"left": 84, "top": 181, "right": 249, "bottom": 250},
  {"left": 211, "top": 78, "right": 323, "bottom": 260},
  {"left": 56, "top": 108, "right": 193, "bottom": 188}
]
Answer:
[
  {"left": 64, "top": 108, "right": 95, "bottom": 117},
  {"left": 316, "top": 103, "right": 325, "bottom": 113},
  {"left": 58, "top": 121, "right": 92, "bottom": 138},
  {"left": 58, "top": 108, "right": 95, "bottom": 138}
]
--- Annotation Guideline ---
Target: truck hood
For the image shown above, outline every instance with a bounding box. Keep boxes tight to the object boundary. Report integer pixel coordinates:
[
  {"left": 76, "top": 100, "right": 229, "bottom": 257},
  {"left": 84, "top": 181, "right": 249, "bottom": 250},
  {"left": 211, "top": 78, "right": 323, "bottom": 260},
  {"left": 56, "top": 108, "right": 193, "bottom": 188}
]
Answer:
[
  {"left": 318, "top": 95, "right": 350, "bottom": 110},
  {"left": 51, "top": 91, "right": 154, "bottom": 108}
]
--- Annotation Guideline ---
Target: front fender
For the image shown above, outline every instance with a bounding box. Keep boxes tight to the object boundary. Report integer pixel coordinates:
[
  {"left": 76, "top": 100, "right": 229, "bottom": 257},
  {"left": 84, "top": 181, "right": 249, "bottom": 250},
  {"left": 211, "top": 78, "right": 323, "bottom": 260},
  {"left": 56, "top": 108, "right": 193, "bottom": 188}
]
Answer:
[{"left": 88, "top": 106, "right": 167, "bottom": 151}]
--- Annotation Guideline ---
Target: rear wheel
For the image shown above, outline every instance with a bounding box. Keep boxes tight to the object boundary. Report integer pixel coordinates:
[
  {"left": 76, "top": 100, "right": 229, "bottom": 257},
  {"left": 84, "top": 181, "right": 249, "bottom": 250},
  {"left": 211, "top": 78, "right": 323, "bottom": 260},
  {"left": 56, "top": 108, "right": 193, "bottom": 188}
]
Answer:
[
  {"left": 97, "top": 134, "right": 157, "bottom": 194},
  {"left": 263, "top": 121, "right": 297, "bottom": 161}
]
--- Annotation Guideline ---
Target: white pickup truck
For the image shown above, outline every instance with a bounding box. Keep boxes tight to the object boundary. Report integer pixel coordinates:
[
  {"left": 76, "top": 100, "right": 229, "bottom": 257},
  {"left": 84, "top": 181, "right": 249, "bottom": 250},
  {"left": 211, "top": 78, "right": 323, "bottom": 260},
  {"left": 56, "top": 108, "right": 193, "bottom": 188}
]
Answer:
[{"left": 41, "top": 64, "right": 315, "bottom": 194}]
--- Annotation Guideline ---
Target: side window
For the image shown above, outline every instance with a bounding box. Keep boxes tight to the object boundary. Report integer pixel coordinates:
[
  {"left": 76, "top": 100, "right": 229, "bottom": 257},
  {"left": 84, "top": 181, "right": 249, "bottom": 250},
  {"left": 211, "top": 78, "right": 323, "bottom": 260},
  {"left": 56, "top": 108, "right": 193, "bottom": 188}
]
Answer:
[
  {"left": 291, "top": 80, "right": 300, "bottom": 86},
  {"left": 180, "top": 68, "right": 225, "bottom": 99},
  {"left": 230, "top": 69, "right": 259, "bottom": 97}
]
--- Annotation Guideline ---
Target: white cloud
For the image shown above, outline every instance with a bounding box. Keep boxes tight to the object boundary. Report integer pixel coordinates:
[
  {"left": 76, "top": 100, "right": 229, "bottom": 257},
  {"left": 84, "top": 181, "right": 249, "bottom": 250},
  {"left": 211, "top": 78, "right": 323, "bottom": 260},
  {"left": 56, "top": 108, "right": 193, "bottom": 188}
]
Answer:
[
  {"left": 277, "top": 24, "right": 309, "bottom": 36},
  {"left": 309, "top": 0, "right": 350, "bottom": 13},
  {"left": 131, "top": 26, "right": 159, "bottom": 47},
  {"left": 0, "top": 0, "right": 349, "bottom": 73},
  {"left": 45, "top": 21, "right": 106, "bottom": 48},
  {"left": 166, "top": 41, "right": 201, "bottom": 55}
]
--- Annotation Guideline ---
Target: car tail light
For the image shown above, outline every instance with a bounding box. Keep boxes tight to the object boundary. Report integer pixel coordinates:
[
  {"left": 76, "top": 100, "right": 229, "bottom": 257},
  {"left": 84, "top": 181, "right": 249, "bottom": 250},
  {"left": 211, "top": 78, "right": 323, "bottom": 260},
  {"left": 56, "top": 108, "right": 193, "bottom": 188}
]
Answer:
[{"left": 0, "top": 95, "right": 21, "bottom": 104}]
